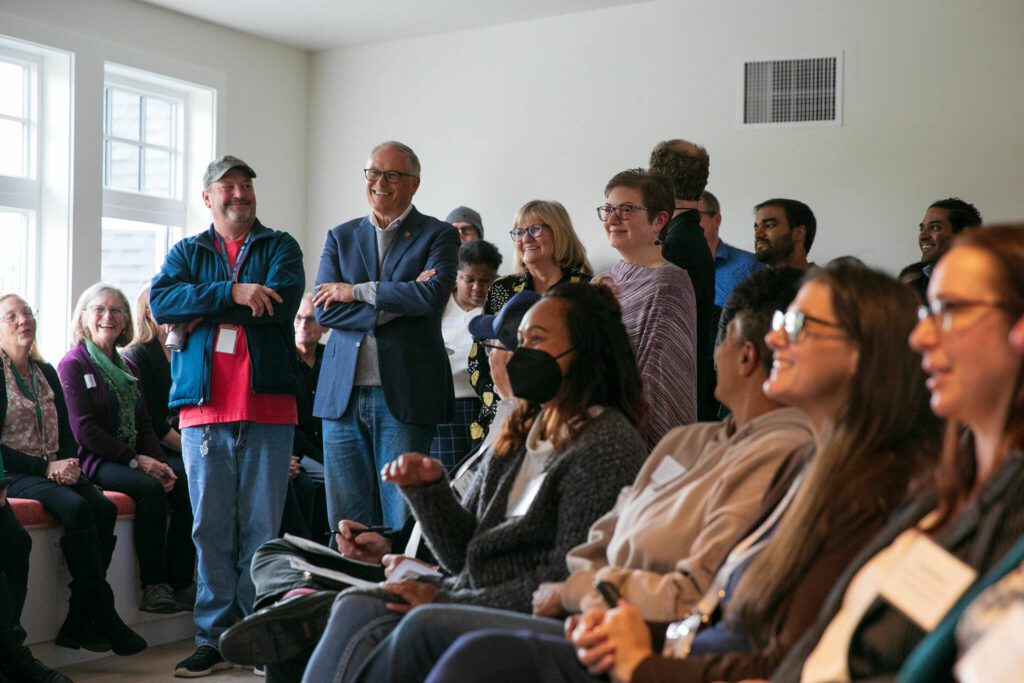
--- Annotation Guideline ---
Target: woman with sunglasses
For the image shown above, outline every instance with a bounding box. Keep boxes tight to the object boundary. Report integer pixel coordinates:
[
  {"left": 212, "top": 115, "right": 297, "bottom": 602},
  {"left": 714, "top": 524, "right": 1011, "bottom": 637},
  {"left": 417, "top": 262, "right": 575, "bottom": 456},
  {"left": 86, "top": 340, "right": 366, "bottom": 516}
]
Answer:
[
  {"left": 466, "top": 200, "right": 591, "bottom": 443},
  {"left": 598, "top": 168, "right": 698, "bottom": 447},
  {"left": 766, "top": 225, "right": 1024, "bottom": 682},
  {"left": 422, "top": 261, "right": 940, "bottom": 683},
  {"left": 298, "top": 283, "right": 646, "bottom": 683},
  {"left": 58, "top": 283, "right": 193, "bottom": 623}
]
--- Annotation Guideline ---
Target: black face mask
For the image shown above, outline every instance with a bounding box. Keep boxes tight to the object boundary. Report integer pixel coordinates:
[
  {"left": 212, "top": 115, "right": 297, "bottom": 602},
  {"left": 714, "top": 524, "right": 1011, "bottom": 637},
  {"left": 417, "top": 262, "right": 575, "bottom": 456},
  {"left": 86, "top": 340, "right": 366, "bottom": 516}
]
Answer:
[{"left": 506, "top": 347, "right": 574, "bottom": 404}]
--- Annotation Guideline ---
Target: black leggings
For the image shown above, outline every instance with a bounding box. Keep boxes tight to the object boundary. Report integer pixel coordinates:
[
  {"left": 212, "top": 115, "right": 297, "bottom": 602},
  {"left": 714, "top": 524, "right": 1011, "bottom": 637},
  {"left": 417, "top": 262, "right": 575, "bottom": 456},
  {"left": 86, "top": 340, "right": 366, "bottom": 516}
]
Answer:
[
  {"left": 0, "top": 503, "right": 31, "bottom": 622},
  {"left": 6, "top": 474, "right": 116, "bottom": 540},
  {"left": 91, "top": 456, "right": 194, "bottom": 589}
]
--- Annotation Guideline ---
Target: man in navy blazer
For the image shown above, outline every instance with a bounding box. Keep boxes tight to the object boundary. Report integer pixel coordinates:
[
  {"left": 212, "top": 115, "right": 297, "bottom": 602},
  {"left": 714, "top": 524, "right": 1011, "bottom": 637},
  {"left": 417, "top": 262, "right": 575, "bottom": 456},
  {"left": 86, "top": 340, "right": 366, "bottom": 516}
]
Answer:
[{"left": 312, "top": 141, "right": 459, "bottom": 531}]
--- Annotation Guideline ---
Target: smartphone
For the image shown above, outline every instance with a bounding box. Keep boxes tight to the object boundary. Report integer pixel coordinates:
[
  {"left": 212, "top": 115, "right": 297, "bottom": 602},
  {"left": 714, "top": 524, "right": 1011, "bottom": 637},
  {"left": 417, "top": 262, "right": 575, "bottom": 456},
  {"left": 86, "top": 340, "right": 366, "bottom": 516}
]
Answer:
[{"left": 595, "top": 580, "right": 621, "bottom": 607}]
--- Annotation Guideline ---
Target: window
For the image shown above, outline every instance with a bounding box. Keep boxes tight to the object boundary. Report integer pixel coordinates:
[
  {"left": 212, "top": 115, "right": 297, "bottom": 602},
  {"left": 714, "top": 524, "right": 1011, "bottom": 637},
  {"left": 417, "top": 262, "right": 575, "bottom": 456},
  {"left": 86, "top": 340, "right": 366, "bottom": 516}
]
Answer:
[
  {"left": 0, "top": 54, "right": 35, "bottom": 178},
  {"left": 101, "top": 64, "right": 213, "bottom": 304}
]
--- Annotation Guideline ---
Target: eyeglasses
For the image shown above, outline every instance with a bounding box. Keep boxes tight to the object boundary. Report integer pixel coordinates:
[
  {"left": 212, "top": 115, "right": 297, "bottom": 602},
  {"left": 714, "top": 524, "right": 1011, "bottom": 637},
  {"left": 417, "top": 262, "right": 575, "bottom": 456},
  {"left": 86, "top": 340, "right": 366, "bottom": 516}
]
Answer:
[
  {"left": 597, "top": 203, "right": 648, "bottom": 221},
  {"left": 509, "top": 224, "right": 548, "bottom": 242},
  {"left": 917, "top": 298, "right": 1015, "bottom": 333},
  {"left": 0, "top": 307, "right": 36, "bottom": 324},
  {"left": 364, "top": 168, "right": 417, "bottom": 184},
  {"left": 477, "top": 341, "right": 509, "bottom": 357},
  {"left": 88, "top": 305, "right": 127, "bottom": 318},
  {"left": 771, "top": 309, "right": 846, "bottom": 345},
  {"left": 455, "top": 226, "right": 479, "bottom": 237},
  {"left": 294, "top": 315, "right": 318, "bottom": 324}
]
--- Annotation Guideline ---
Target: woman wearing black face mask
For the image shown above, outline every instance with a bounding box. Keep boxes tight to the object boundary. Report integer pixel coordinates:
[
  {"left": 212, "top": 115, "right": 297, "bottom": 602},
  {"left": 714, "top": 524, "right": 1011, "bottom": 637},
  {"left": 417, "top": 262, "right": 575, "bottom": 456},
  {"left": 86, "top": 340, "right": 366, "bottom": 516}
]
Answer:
[{"left": 297, "top": 283, "right": 649, "bottom": 683}]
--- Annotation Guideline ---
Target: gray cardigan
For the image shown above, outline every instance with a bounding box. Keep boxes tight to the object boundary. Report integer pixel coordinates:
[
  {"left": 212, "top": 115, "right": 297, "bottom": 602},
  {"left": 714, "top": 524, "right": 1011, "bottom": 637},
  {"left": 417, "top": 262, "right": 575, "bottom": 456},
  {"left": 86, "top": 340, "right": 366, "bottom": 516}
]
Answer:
[{"left": 401, "top": 407, "right": 647, "bottom": 613}]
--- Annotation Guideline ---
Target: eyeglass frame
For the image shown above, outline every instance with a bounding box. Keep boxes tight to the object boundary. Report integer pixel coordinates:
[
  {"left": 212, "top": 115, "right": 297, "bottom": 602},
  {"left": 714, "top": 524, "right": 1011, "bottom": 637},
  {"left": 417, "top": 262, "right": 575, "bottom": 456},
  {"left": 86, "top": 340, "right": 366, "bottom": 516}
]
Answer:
[
  {"left": 87, "top": 305, "right": 128, "bottom": 318},
  {"left": 771, "top": 309, "right": 847, "bottom": 345},
  {"left": 596, "top": 203, "right": 649, "bottom": 222},
  {"left": 917, "top": 298, "right": 1016, "bottom": 333},
  {"left": 364, "top": 168, "right": 418, "bottom": 184},
  {"left": 509, "top": 224, "right": 549, "bottom": 242},
  {"left": 0, "top": 307, "right": 38, "bottom": 324}
]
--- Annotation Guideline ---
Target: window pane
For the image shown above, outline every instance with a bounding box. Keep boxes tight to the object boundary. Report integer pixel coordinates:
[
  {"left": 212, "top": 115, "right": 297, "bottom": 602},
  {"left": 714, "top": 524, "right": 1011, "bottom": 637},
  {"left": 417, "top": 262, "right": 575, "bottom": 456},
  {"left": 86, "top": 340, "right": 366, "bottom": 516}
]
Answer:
[
  {"left": 143, "top": 148, "right": 172, "bottom": 196},
  {"left": 0, "top": 118, "right": 25, "bottom": 177},
  {"left": 0, "top": 60, "right": 26, "bottom": 118},
  {"left": 101, "top": 217, "right": 167, "bottom": 303},
  {"left": 145, "top": 97, "right": 173, "bottom": 147},
  {"left": 107, "top": 140, "right": 140, "bottom": 191},
  {"left": 0, "top": 209, "right": 30, "bottom": 295},
  {"left": 108, "top": 88, "right": 141, "bottom": 141}
]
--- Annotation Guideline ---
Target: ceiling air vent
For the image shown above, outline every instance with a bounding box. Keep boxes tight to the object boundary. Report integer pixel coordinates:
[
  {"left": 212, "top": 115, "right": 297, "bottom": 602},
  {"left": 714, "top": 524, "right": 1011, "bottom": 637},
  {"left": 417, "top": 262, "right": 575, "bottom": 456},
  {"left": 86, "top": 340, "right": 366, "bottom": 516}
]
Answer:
[{"left": 740, "top": 53, "right": 842, "bottom": 128}]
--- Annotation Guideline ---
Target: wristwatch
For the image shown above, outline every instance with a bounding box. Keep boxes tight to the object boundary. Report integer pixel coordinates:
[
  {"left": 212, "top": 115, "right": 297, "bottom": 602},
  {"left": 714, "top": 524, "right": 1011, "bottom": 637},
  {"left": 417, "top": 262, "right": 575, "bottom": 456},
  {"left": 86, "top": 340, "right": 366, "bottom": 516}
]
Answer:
[{"left": 129, "top": 457, "right": 139, "bottom": 469}]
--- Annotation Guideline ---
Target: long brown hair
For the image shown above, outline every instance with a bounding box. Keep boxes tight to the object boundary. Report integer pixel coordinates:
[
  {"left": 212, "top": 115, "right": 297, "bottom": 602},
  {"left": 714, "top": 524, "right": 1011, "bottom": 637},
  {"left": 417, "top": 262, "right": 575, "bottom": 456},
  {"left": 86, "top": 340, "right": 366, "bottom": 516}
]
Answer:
[
  {"left": 929, "top": 225, "right": 1024, "bottom": 527},
  {"left": 729, "top": 261, "right": 940, "bottom": 638},
  {"left": 492, "top": 283, "right": 646, "bottom": 458}
]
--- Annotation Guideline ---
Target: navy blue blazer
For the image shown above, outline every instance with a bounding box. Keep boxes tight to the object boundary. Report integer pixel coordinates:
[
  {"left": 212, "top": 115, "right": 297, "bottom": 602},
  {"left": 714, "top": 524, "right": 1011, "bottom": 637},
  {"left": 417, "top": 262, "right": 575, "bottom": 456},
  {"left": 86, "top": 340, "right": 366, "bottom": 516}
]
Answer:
[{"left": 313, "top": 206, "right": 459, "bottom": 424}]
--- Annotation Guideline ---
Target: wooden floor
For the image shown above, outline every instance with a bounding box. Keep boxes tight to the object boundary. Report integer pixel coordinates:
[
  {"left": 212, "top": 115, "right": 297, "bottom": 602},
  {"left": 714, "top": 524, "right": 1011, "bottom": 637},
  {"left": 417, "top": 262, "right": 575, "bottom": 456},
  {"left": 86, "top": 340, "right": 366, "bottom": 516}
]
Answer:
[{"left": 58, "top": 639, "right": 263, "bottom": 682}]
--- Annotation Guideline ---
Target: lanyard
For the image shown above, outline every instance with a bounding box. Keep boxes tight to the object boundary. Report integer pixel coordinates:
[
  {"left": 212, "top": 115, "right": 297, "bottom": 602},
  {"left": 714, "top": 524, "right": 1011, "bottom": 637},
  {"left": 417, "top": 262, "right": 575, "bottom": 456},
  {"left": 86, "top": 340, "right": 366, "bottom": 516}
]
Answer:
[
  {"left": 214, "top": 230, "right": 255, "bottom": 283},
  {"left": 10, "top": 359, "right": 44, "bottom": 435}
]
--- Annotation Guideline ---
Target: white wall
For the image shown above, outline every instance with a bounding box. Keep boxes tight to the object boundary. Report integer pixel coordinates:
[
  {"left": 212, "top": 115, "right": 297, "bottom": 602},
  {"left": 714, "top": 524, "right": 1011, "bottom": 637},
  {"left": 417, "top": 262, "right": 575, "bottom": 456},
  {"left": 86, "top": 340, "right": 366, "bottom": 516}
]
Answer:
[
  {"left": 305, "top": 0, "right": 1024, "bottom": 277},
  {"left": 0, "top": 0, "right": 310, "bottom": 356}
]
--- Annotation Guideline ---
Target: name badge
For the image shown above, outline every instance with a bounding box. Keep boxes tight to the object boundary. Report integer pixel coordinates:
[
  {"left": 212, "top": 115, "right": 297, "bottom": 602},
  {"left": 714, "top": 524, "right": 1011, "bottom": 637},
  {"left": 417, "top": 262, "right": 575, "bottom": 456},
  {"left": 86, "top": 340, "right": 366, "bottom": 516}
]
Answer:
[
  {"left": 84, "top": 373, "right": 97, "bottom": 389},
  {"left": 649, "top": 455, "right": 686, "bottom": 487},
  {"left": 878, "top": 531, "right": 977, "bottom": 631},
  {"left": 451, "top": 470, "right": 476, "bottom": 501},
  {"left": 215, "top": 325, "right": 238, "bottom": 354},
  {"left": 508, "top": 473, "right": 546, "bottom": 517},
  {"left": 955, "top": 602, "right": 1024, "bottom": 683}
]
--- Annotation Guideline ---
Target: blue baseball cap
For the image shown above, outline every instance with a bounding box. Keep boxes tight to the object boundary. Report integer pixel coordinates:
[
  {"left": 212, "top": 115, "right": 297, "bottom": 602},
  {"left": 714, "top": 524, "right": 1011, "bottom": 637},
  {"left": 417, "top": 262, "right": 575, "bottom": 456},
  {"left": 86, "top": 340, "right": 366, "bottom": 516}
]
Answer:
[{"left": 468, "top": 290, "right": 541, "bottom": 350}]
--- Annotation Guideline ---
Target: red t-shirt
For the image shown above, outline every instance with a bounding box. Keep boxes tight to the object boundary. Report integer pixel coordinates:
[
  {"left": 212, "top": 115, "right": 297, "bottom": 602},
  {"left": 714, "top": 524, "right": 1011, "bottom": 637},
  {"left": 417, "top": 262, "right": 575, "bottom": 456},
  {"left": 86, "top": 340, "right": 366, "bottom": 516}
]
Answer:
[{"left": 179, "top": 236, "right": 297, "bottom": 429}]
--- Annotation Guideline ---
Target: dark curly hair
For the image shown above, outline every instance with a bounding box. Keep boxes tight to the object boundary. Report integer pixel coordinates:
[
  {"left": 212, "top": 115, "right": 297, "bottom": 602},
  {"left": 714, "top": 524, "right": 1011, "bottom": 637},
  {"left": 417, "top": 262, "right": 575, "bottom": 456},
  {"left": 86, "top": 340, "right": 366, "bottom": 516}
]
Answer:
[{"left": 648, "top": 139, "right": 709, "bottom": 201}]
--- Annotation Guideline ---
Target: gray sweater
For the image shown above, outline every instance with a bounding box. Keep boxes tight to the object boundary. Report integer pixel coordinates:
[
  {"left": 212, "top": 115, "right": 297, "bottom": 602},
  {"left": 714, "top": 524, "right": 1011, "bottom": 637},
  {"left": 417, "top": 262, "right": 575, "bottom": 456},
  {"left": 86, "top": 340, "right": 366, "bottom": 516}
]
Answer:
[{"left": 402, "top": 407, "right": 648, "bottom": 613}]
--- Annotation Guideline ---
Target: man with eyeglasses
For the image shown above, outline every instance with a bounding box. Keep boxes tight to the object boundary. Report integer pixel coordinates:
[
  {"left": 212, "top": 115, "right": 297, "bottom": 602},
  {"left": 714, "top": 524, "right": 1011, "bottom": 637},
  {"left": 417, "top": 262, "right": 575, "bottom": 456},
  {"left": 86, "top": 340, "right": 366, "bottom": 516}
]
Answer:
[
  {"left": 312, "top": 140, "right": 459, "bottom": 539},
  {"left": 446, "top": 206, "right": 485, "bottom": 242},
  {"left": 699, "top": 191, "right": 764, "bottom": 308},
  {"left": 753, "top": 198, "right": 816, "bottom": 271},
  {"left": 649, "top": 139, "right": 717, "bottom": 421},
  {"left": 150, "top": 154, "right": 306, "bottom": 677}
]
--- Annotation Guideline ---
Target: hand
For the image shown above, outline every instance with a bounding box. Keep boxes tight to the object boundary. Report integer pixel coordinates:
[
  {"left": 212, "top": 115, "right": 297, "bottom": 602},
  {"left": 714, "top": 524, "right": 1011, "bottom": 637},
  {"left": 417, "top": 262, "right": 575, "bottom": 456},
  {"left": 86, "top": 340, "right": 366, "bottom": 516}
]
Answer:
[
  {"left": 335, "top": 520, "right": 392, "bottom": 563},
  {"left": 382, "top": 554, "right": 438, "bottom": 581},
  {"left": 603, "top": 601, "right": 654, "bottom": 683},
  {"left": 231, "top": 283, "right": 283, "bottom": 317},
  {"left": 46, "top": 459, "right": 81, "bottom": 486},
  {"left": 569, "top": 609, "right": 614, "bottom": 675},
  {"left": 489, "top": 349, "right": 514, "bottom": 400},
  {"left": 137, "top": 454, "right": 176, "bottom": 493},
  {"left": 380, "top": 453, "right": 444, "bottom": 488},
  {"left": 1011, "top": 316, "right": 1024, "bottom": 349},
  {"left": 532, "top": 581, "right": 567, "bottom": 617},
  {"left": 312, "top": 282, "right": 355, "bottom": 309},
  {"left": 289, "top": 456, "right": 301, "bottom": 480},
  {"left": 415, "top": 269, "right": 437, "bottom": 283},
  {"left": 380, "top": 579, "right": 438, "bottom": 613}
]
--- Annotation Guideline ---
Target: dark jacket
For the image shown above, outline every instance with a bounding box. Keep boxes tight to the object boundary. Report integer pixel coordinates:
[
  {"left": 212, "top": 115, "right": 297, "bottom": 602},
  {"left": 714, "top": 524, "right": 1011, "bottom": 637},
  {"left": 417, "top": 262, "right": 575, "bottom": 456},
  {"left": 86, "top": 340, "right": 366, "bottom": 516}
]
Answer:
[
  {"left": 57, "top": 342, "right": 164, "bottom": 479},
  {"left": 149, "top": 220, "right": 305, "bottom": 409},
  {"left": 293, "top": 344, "right": 324, "bottom": 462},
  {"left": 122, "top": 340, "right": 176, "bottom": 439},
  {"left": 0, "top": 360, "right": 77, "bottom": 478}
]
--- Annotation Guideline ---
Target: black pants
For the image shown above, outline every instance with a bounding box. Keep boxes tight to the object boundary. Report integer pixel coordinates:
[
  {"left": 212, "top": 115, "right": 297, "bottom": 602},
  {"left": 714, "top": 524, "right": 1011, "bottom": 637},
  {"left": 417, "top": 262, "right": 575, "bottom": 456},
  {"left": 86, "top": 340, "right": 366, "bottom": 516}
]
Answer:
[
  {"left": 91, "top": 456, "right": 194, "bottom": 589},
  {"left": 7, "top": 474, "right": 116, "bottom": 540},
  {"left": 0, "top": 503, "right": 31, "bottom": 626}
]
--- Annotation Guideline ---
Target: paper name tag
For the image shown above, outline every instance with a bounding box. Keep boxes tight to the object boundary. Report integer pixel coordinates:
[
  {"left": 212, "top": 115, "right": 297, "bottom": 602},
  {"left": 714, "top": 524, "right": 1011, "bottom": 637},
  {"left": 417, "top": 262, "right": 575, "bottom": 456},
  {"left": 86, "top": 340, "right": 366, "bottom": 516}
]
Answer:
[
  {"left": 388, "top": 558, "right": 443, "bottom": 582},
  {"left": 215, "top": 326, "right": 238, "bottom": 354},
  {"left": 84, "top": 373, "right": 97, "bottom": 389},
  {"left": 955, "top": 602, "right": 1024, "bottom": 683},
  {"left": 878, "top": 531, "right": 977, "bottom": 631},
  {"left": 650, "top": 455, "right": 687, "bottom": 486},
  {"left": 508, "top": 473, "right": 546, "bottom": 517},
  {"left": 451, "top": 469, "right": 476, "bottom": 501}
]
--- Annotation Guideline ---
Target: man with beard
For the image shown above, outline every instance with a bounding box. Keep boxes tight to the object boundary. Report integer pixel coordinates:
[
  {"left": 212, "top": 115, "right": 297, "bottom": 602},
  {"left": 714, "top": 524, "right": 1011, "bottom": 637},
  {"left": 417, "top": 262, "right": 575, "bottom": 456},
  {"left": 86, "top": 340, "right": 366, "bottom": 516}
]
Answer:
[
  {"left": 899, "top": 198, "right": 982, "bottom": 301},
  {"left": 752, "top": 198, "right": 816, "bottom": 270}
]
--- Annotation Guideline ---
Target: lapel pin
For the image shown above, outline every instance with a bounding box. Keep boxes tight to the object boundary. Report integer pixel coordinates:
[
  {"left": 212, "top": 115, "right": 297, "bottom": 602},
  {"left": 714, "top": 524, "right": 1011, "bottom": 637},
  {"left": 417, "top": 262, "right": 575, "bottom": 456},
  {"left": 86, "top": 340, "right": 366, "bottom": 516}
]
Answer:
[{"left": 403, "top": 231, "right": 411, "bottom": 237}]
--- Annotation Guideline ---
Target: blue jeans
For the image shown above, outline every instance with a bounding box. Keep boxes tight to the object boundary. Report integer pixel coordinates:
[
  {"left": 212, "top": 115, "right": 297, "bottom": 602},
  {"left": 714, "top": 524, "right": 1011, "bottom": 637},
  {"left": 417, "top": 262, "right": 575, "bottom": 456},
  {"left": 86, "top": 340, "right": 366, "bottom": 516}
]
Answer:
[
  {"left": 182, "top": 421, "right": 293, "bottom": 646},
  {"left": 301, "top": 591, "right": 403, "bottom": 683},
  {"left": 322, "top": 386, "right": 435, "bottom": 530},
  {"left": 354, "top": 603, "right": 564, "bottom": 682}
]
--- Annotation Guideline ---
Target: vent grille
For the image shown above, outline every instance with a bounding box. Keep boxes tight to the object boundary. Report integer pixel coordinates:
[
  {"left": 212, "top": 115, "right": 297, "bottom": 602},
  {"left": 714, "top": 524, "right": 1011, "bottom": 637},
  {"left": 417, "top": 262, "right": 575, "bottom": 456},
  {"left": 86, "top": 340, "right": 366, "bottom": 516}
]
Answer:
[{"left": 742, "top": 56, "right": 840, "bottom": 126}]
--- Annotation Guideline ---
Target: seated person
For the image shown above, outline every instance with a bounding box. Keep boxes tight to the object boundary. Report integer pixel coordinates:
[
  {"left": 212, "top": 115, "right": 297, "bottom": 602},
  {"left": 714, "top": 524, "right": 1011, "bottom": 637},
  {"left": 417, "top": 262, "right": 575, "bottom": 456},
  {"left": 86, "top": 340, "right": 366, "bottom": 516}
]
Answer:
[
  {"left": 58, "top": 282, "right": 193, "bottom": 617},
  {"left": 428, "top": 239, "right": 502, "bottom": 471},
  {"left": 766, "top": 226, "right": 1024, "bottom": 682},
  {"left": 299, "top": 283, "right": 648, "bottom": 683},
  {"left": 0, "top": 293, "right": 147, "bottom": 654},
  {"left": 281, "top": 293, "right": 328, "bottom": 541},
  {"left": 446, "top": 206, "right": 485, "bottom": 243}
]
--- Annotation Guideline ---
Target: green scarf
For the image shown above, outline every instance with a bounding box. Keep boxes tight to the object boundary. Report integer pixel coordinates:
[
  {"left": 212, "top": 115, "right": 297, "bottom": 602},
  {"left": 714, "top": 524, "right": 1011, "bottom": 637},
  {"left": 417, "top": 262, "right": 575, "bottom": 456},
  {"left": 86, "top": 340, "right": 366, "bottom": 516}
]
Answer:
[{"left": 84, "top": 340, "right": 139, "bottom": 445}]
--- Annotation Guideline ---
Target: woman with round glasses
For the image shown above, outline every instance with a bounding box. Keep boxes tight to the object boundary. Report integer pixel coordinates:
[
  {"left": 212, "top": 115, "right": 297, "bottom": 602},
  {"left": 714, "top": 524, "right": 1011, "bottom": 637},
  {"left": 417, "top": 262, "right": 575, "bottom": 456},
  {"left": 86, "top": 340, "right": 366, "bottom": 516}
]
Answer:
[
  {"left": 421, "top": 261, "right": 940, "bottom": 683},
  {"left": 0, "top": 292, "right": 146, "bottom": 656},
  {"left": 765, "top": 225, "right": 1024, "bottom": 682},
  {"left": 467, "top": 200, "right": 591, "bottom": 442},
  {"left": 598, "top": 169, "right": 697, "bottom": 447},
  {"left": 58, "top": 283, "right": 193, "bottom": 619}
]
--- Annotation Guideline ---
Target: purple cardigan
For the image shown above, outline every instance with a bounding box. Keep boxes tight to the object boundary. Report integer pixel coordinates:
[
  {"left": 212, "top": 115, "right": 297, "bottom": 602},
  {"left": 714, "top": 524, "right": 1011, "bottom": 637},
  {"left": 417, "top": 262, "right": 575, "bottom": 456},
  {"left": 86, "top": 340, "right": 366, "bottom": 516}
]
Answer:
[{"left": 57, "top": 342, "right": 165, "bottom": 479}]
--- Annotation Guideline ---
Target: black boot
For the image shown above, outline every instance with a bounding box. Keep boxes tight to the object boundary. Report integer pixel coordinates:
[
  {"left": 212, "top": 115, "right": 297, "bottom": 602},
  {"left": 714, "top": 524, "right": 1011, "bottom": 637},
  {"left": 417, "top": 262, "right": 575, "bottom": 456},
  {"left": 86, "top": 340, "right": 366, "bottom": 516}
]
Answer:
[
  {"left": 57, "top": 529, "right": 146, "bottom": 656},
  {"left": 55, "top": 531, "right": 110, "bottom": 653},
  {"left": 1, "top": 574, "right": 73, "bottom": 682}
]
